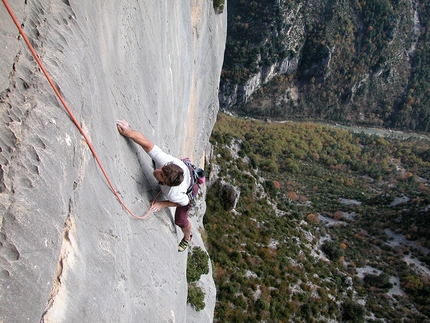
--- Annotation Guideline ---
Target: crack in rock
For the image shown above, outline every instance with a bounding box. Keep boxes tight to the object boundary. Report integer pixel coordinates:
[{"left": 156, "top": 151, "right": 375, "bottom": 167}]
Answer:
[{"left": 40, "top": 210, "right": 75, "bottom": 323}]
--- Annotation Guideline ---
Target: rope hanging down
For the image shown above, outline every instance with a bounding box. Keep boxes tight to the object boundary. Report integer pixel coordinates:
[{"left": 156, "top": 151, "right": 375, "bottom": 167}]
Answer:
[{"left": 2, "top": 0, "right": 157, "bottom": 219}]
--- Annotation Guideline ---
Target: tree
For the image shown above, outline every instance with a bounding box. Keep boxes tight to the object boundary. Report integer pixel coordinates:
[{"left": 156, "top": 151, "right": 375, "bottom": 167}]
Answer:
[
  {"left": 363, "top": 272, "right": 392, "bottom": 289},
  {"left": 343, "top": 300, "right": 365, "bottom": 323},
  {"left": 322, "top": 241, "right": 344, "bottom": 261}
]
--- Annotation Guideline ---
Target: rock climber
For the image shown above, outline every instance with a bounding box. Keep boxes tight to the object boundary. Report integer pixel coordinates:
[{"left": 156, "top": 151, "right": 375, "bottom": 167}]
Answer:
[{"left": 116, "top": 119, "right": 194, "bottom": 252}]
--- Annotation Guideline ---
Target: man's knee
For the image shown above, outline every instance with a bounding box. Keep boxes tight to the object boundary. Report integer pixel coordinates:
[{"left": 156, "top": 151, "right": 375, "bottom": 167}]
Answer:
[
  {"left": 175, "top": 205, "right": 191, "bottom": 228},
  {"left": 175, "top": 217, "right": 190, "bottom": 228}
]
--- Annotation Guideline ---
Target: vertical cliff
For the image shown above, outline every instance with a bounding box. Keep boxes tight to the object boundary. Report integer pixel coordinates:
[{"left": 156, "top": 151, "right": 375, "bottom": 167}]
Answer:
[{"left": 0, "top": 1, "right": 226, "bottom": 322}]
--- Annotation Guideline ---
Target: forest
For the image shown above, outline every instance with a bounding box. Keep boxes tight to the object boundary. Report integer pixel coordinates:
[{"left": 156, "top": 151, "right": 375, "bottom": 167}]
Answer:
[{"left": 203, "top": 113, "right": 430, "bottom": 322}]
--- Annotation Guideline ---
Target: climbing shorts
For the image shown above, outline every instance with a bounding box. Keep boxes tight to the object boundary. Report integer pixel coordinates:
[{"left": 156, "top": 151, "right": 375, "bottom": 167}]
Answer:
[{"left": 174, "top": 204, "right": 192, "bottom": 228}]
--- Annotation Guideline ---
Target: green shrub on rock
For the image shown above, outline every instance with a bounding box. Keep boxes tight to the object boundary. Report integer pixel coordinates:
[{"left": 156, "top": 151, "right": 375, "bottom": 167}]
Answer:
[
  {"left": 186, "top": 247, "right": 210, "bottom": 311},
  {"left": 187, "top": 246, "right": 210, "bottom": 283},
  {"left": 188, "top": 284, "right": 206, "bottom": 311}
]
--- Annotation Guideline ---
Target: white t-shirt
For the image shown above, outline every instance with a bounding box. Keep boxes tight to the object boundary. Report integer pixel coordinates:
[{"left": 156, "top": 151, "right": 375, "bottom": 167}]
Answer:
[{"left": 148, "top": 145, "right": 190, "bottom": 206}]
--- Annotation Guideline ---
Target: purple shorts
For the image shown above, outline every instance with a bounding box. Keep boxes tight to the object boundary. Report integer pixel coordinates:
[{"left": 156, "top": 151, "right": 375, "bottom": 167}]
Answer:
[
  {"left": 174, "top": 204, "right": 191, "bottom": 228},
  {"left": 174, "top": 183, "right": 199, "bottom": 228}
]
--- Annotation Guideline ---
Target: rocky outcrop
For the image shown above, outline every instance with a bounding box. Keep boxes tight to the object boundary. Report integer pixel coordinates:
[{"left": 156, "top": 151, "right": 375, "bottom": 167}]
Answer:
[
  {"left": 219, "top": 57, "right": 298, "bottom": 109},
  {"left": 209, "top": 180, "right": 240, "bottom": 212},
  {"left": 0, "top": 1, "right": 226, "bottom": 322}
]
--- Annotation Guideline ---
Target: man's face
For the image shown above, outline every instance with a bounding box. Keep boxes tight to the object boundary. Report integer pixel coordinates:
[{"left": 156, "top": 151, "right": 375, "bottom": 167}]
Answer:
[{"left": 153, "top": 167, "right": 166, "bottom": 185}]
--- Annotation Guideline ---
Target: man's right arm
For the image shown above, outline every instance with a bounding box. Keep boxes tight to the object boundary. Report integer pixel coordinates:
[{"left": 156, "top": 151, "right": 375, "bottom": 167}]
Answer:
[{"left": 116, "top": 120, "right": 154, "bottom": 153}]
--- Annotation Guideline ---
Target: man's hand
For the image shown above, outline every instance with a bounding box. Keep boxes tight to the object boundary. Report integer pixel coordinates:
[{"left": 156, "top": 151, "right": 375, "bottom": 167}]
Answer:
[
  {"left": 116, "top": 120, "right": 132, "bottom": 138},
  {"left": 151, "top": 200, "right": 182, "bottom": 212},
  {"left": 116, "top": 119, "right": 155, "bottom": 153}
]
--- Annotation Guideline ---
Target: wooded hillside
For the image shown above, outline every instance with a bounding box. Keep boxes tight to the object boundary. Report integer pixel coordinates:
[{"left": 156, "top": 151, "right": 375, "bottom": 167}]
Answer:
[
  {"left": 220, "top": 0, "right": 430, "bottom": 132},
  {"left": 205, "top": 113, "right": 430, "bottom": 322}
]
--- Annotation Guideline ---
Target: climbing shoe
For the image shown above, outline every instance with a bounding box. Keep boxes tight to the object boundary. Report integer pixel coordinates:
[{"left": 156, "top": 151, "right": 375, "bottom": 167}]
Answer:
[{"left": 178, "top": 235, "right": 192, "bottom": 252}]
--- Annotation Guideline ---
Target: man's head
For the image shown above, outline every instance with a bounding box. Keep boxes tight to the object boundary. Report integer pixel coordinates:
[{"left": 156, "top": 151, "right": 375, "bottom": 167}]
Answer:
[{"left": 153, "top": 162, "right": 184, "bottom": 186}]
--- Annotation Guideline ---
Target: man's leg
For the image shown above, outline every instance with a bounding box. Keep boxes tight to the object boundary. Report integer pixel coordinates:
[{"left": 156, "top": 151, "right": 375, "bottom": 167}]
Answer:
[
  {"left": 175, "top": 205, "right": 192, "bottom": 251},
  {"left": 181, "top": 222, "right": 192, "bottom": 241}
]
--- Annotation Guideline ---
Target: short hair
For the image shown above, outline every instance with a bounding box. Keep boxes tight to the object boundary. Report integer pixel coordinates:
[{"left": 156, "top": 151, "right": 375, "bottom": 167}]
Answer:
[{"left": 162, "top": 163, "right": 184, "bottom": 186}]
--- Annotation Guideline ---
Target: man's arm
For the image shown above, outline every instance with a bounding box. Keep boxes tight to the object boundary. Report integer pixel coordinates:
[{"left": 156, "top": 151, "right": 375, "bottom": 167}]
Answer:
[
  {"left": 116, "top": 120, "right": 154, "bottom": 153},
  {"left": 152, "top": 200, "right": 182, "bottom": 212}
]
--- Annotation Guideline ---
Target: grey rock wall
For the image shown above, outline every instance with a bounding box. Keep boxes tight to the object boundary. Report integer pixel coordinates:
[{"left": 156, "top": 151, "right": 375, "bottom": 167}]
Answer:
[
  {"left": 218, "top": 56, "right": 299, "bottom": 110},
  {"left": 0, "top": 1, "right": 226, "bottom": 322}
]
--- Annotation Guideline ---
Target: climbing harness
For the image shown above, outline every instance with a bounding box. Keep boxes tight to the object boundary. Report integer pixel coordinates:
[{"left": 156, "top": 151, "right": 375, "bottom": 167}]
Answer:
[
  {"left": 2, "top": 0, "right": 157, "bottom": 219},
  {"left": 182, "top": 158, "right": 205, "bottom": 207}
]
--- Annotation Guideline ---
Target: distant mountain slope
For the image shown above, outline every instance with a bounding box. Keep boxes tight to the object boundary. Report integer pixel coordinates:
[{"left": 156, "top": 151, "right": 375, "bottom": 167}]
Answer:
[{"left": 219, "top": 0, "right": 430, "bottom": 132}]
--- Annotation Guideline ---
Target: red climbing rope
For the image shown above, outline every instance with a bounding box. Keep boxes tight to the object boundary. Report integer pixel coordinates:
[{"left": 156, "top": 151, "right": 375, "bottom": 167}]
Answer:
[{"left": 2, "top": 0, "right": 158, "bottom": 219}]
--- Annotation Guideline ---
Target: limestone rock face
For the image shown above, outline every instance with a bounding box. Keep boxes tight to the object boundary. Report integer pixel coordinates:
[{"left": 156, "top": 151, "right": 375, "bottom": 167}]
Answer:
[
  {"left": 219, "top": 56, "right": 299, "bottom": 109},
  {"left": 0, "top": 1, "right": 226, "bottom": 322}
]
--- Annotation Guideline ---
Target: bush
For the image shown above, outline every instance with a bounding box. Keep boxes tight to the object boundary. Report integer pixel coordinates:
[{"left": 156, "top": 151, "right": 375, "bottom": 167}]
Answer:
[
  {"left": 213, "top": 0, "right": 225, "bottom": 13},
  {"left": 343, "top": 300, "right": 365, "bottom": 323},
  {"left": 187, "top": 247, "right": 209, "bottom": 311},
  {"left": 322, "top": 241, "right": 344, "bottom": 261},
  {"left": 263, "top": 180, "right": 278, "bottom": 197},
  {"left": 187, "top": 246, "right": 210, "bottom": 283},
  {"left": 363, "top": 272, "right": 392, "bottom": 289},
  {"left": 188, "top": 284, "right": 206, "bottom": 311}
]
